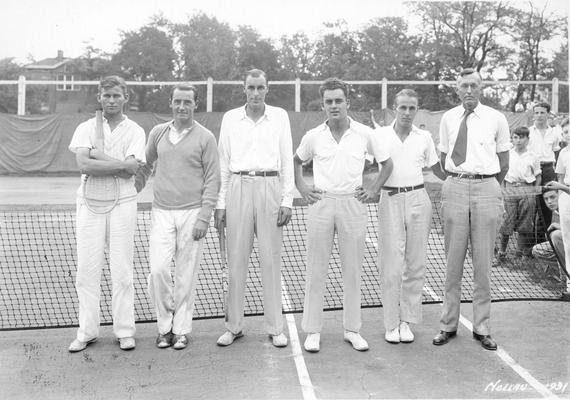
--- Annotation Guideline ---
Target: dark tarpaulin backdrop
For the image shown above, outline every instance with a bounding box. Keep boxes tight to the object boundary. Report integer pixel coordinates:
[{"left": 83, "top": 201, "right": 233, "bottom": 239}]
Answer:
[{"left": 0, "top": 110, "right": 531, "bottom": 175}]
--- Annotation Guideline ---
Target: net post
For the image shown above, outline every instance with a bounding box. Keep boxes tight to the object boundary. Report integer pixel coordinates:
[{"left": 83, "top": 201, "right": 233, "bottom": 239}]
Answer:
[
  {"left": 381, "top": 77, "right": 388, "bottom": 110},
  {"left": 295, "top": 78, "right": 301, "bottom": 112},
  {"left": 17, "top": 75, "right": 26, "bottom": 116},
  {"left": 207, "top": 77, "right": 213, "bottom": 112}
]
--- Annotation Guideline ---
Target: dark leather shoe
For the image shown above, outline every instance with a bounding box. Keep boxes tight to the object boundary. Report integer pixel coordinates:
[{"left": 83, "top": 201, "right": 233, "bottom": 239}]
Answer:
[
  {"left": 432, "top": 330, "right": 457, "bottom": 345},
  {"left": 473, "top": 332, "right": 497, "bottom": 351}
]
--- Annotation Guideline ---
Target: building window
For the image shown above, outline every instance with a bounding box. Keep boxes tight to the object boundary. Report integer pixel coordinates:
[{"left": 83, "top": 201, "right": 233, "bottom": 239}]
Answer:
[{"left": 56, "top": 74, "right": 79, "bottom": 91}]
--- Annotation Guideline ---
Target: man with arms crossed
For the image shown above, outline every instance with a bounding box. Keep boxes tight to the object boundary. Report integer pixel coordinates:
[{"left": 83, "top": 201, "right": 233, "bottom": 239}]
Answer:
[
  {"left": 434, "top": 68, "right": 511, "bottom": 351},
  {"left": 68, "top": 76, "right": 145, "bottom": 352},
  {"left": 295, "top": 77, "right": 393, "bottom": 352},
  {"left": 139, "top": 84, "right": 220, "bottom": 350},
  {"left": 215, "top": 69, "right": 294, "bottom": 348},
  {"left": 376, "top": 89, "right": 445, "bottom": 344}
]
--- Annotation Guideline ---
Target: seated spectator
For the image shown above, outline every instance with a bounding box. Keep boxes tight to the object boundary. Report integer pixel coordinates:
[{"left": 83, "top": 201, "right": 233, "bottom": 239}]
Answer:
[{"left": 532, "top": 187, "right": 564, "bottom": 270}]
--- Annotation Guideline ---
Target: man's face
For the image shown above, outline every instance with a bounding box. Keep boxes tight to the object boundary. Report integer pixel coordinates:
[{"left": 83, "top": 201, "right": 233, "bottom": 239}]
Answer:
[
  {"left": 543, "top": 190, "right": 559, "bottom": 211},
  {"left": 97, "top": 86, "right": 127, "bottom": 117},
  {"left": 562, "top": 124, "right": 570, "bottom": 144},
  {"left": 533, "top": 106, "right": 548, "bottom": 125},
  {"left": 511, "top": 133, "right": 529, "bottom": 152},
  {"left": 456, "top": 73, "right": 482, "bottom": 111},
  {"left": 322, "top": 88, "right": 349, "bottom": 122},
  {"left": 244, "top": 75, "right": 268, "bottom": 108},
  {"left": 171, "top": 89, "right": 196, "bottom": 124},
  {"left": 394, "top": 95, "right": 418, "bottom": 130}
]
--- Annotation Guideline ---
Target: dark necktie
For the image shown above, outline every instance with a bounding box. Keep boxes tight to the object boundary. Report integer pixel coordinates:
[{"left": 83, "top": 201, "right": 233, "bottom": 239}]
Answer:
[{"left": 450, "top": 109, "right": 473, "bottom": 166}]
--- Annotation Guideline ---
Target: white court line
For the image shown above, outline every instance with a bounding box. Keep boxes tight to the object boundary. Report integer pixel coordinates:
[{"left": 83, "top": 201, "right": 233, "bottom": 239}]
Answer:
[
  {"left": 282, "top": 277, "right": 317, "bottom": 400},
  {"left": 422, "top": 285, "right": 558, "bottom": 399}
]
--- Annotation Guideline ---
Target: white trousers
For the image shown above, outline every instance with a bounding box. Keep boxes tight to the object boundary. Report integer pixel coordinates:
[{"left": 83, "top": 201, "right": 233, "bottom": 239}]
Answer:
[
  {"left": 378, "top": 189, "right": 432, "bottom": 331},
  {"left": 75, "top": 199, "right": 137, "bottom": 341},
  {"left": 225, "top": 175, "right": 284, "bottom": 335},
  {"left": 302, "top": 194, "right": 367, "bottom": 333},
  {"left": 148, "top": 208, "right": 204, "bottom": 335}
]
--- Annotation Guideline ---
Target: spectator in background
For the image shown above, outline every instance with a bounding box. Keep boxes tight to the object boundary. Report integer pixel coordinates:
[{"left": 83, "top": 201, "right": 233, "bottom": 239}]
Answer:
[
  {"left": 532, "top": 186, "right": 564, "bottom": 275},
  {"left": 550, "top": 117, "right": 570, "bottom": 301},
  {"left": 528, "top": 102, "right": 562, "bottom": 238},
  {"left": 498, "top": 126, "right": 541, "bottom": 260}
]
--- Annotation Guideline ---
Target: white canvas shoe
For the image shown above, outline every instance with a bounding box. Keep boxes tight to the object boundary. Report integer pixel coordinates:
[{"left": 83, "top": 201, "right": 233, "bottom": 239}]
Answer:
[
  {"left": 271, "top": 333, "right": 288, "bottom": 347},
  {"left": 399, "top": 322, "right": 414, "bottom": 343},
  {"left": 304, "top": 333, "right": 320, "bottom": 352},
  {"left": 216, "top": 330, "right": 243, "bottom": 346},
  {"left": 385, "top": 327, "right": 400, "bottom": 343},
  {"left": 68, "top": 337, "right": 97, "bottom": 353},
  {"left": 343, "top": 331, "right": 369, "bottom": 351},
  {"left": 119, "top": 337, "right": 136, "bottom": 351}
]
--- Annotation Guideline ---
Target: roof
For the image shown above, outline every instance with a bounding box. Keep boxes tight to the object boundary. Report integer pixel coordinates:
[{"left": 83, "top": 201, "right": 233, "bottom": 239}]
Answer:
[{"left": 24, "top": 57, "right": 71, "bottom": 70}]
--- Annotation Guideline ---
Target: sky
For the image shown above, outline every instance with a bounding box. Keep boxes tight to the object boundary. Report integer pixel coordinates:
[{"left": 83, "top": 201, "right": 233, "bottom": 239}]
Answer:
[{"left": 0, "top": 0, "right": 568, "bottom": 64}]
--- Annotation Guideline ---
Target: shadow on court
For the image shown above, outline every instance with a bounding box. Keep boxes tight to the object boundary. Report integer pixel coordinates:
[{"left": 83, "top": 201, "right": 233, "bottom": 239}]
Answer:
[{"left": 1, "top": 302, "right": 569, "bottom": 399}]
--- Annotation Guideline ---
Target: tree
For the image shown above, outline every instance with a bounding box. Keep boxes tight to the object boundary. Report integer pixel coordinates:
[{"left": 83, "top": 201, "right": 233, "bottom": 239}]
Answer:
[
  {"left": 0, "top": 58, "right": 22, "bottom": 113},
  {"left": 505, "top": 2, "right": 564, "bottom": 110},
  {"left": 112, "top": 23, "right": 176, "bottom": 112}
]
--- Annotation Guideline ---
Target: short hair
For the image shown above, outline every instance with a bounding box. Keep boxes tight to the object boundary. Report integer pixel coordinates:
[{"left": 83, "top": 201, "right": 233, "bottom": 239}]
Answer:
[
  {"left": 456, "top": 68, "right": 482, "bottom": 85},
  {"left": 542, "top": 186, "right": 558, "bottom": 197},
  {"left": 99, "top": 76, "right": 128, "bottom": 97},
  {"left": 319, "top": 77, "right": 349, "bottom": 99},
  {"left": 171, "top": 83, "right": 198, "bottom": 103},
  {"left": 244, "top": 68, "right": 268, "bottom": 86},
  {"left": 512, "top": 126, "right": 530, "bottom": 138},
  {"left": 561, "top": 117, "right": 569, "bottom": 128},
  {"left": 533, "top": 101, "right": 551, "bottom": 113},
  {"left": 394, "top": 88, "right": 419, "bottom": 107}
]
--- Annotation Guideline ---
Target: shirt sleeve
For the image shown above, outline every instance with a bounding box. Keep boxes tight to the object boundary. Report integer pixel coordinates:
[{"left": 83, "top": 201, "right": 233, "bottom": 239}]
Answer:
[
  {"left": 125, "top": 124, "right": 147, "bottom": 162},
  {"left": 69, "top": 120, "right": 93, "bottom": 153},
  {"left": 495, "top": 113, "right": 512, "bottom": 153},
  {"left": 198, "top": 132, "right": 222, "bottom": 222},
  {"left": 438, "top": 112, "right": 450, "bottom": 154},
  {"left": 367, "top": 128, "right": 389, "bottom": 163},
  {"left": 216, "top": 113, "right": 232, "bottom": 209},
  {"left": 295, "top": 131, "right": 313, "bottom": 162},
  {"left": 279, "top": 110, "right": 294, "bottom": 209},
  {"left": 552, "top": 126, "right": 562, "bottom": 152},
  {"left": 424, "top": 133, "right": 439, "bottom": 167}
]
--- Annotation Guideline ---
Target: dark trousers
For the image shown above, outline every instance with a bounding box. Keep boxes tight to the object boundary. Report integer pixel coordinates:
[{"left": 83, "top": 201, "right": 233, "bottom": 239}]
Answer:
[{"left": 536, "top": 163, "right": 555, "bottom": 239}]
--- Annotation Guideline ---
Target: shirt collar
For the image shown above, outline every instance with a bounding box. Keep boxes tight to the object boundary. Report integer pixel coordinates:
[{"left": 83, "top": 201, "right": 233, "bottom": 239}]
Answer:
[
  {"left": 321, "top": 116, "right": 353, "bottom": 133},
  {"left": 390, "top": 121, "right": 420, "bottom": 136},
  {"left": 240, "top": 104, "right": 271, "bottom": 121}
]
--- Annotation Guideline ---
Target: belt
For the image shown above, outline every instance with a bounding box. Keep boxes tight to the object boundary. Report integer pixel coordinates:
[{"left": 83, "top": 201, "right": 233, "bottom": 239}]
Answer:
[
  {"left": 234, "top": 171, "right": 279, "bottom": 177},
  {"left": 382, "top": 184, "right": 424, "bottom": 196},
  {"left": 540, "top": 162, "right": 554, "bottom": 166},
  {"left": 504, "top": 181, "right": 534, "bottom": 187},
  {"left": 447, "top": 172, "right": 495, "bottom": 180}
]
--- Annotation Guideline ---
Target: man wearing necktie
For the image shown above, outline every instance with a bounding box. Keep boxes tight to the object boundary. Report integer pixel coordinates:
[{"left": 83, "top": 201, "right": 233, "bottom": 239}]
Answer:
[{"left": 433, "top": 68, "right": 511, "bottom": 351}]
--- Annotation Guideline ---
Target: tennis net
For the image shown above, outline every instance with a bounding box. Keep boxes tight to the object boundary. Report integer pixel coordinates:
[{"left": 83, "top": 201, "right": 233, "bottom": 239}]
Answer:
[{"left": 0, "top": 182, "right": 565, "bottom": 330}]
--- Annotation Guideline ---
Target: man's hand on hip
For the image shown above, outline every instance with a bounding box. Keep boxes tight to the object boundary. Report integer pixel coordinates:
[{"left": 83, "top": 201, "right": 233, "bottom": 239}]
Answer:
[{"left": 277, "top": 206, "right": 292, "bottom": 227}]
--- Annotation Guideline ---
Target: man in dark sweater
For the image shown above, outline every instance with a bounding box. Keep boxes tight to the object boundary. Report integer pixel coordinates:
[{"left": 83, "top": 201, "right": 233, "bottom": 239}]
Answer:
[{"left": 138, "top": 84, "right": 220, "bottom": 350}]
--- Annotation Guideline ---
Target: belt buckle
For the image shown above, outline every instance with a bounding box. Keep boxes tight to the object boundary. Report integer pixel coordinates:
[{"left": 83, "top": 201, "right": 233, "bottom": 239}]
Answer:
[
  {"left": 248, "top": 171, "right": 256, "bottom": 176},
  {"left": 402, "top": 187, "right": 410, "bottom": 193}
]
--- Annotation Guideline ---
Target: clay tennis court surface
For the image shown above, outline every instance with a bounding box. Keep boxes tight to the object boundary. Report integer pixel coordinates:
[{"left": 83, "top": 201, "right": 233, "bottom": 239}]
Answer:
[{"left": 1, "top": 176, "right": 569, "bottom": 399}]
